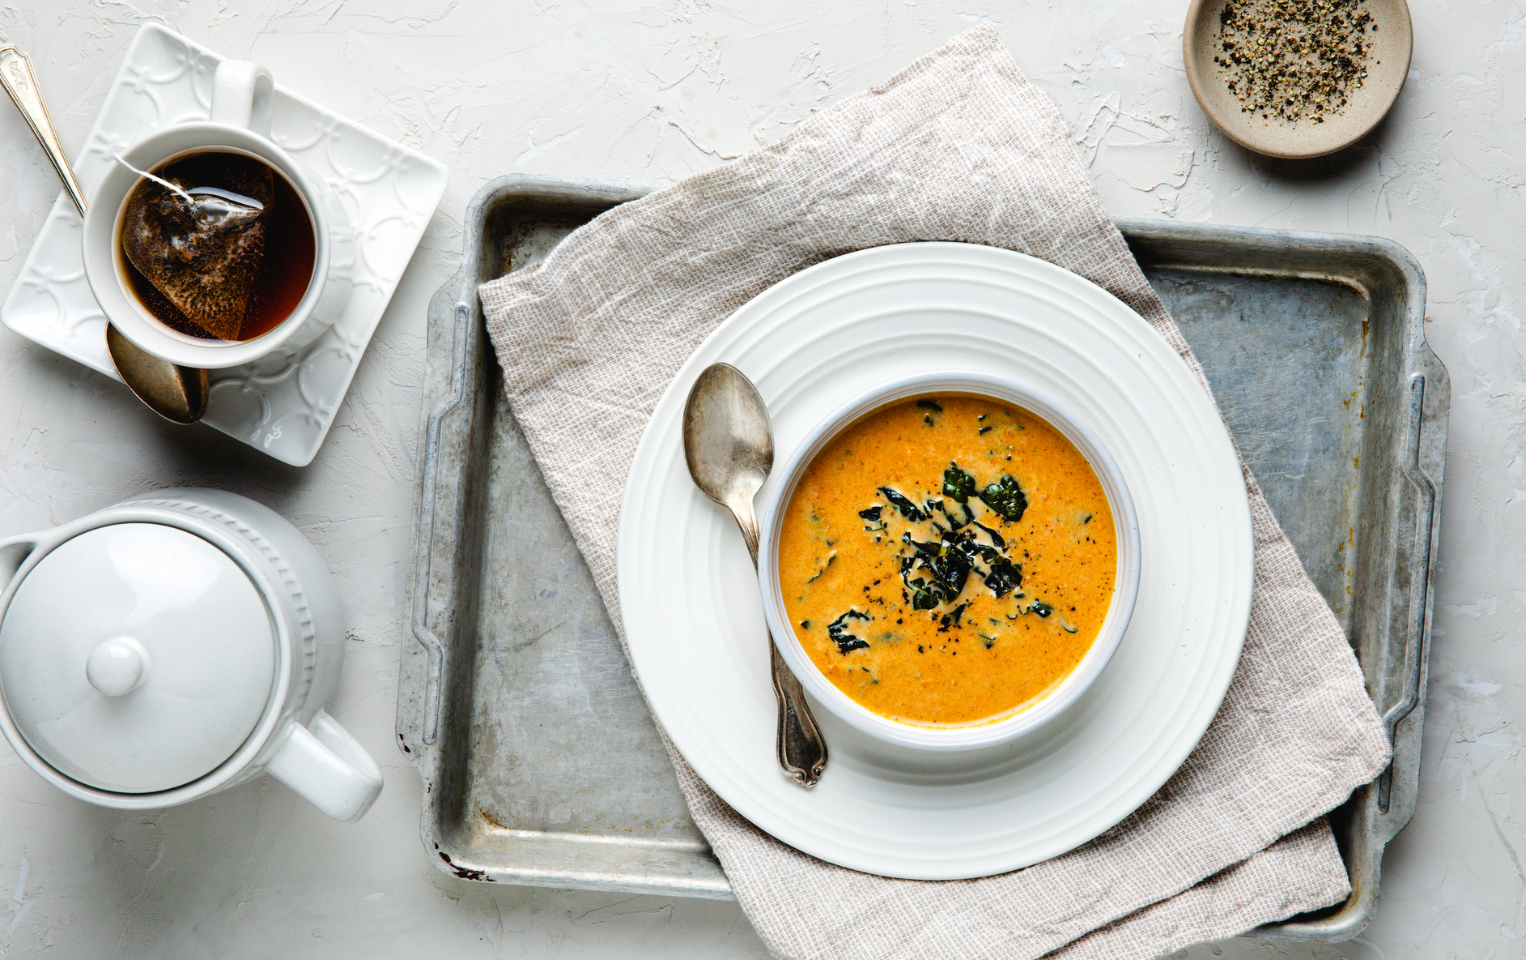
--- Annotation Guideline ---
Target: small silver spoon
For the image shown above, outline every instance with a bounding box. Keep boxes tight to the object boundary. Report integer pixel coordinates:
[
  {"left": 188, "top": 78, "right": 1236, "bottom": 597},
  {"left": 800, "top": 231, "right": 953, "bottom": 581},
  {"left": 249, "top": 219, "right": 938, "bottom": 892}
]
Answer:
[
  {"left": 683, "top": 362, "right": 828, "bottom": 788},
  {"left": 0, "top": 44, "right": 209, "bottom": 424}
]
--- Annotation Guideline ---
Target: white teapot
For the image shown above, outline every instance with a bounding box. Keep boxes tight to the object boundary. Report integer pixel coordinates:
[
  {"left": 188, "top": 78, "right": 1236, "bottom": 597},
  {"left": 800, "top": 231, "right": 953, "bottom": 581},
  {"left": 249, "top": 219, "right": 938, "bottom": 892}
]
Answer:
[{"left": 0, "top": 489, "right": 381, "bottom": 821}]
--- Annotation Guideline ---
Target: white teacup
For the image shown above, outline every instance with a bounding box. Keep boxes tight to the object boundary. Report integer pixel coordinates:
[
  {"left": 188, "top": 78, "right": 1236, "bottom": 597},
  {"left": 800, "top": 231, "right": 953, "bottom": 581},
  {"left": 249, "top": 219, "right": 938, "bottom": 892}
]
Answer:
[{"left": 81, "top": 60, "right": 354, "bottom": 369}]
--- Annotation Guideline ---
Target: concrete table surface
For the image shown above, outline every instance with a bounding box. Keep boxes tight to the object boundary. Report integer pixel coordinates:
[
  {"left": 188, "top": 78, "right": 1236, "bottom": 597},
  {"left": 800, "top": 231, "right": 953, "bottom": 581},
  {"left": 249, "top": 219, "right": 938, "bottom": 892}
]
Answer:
[{"left": 0, "top": 2, "right": 1517, "bottom": 958}]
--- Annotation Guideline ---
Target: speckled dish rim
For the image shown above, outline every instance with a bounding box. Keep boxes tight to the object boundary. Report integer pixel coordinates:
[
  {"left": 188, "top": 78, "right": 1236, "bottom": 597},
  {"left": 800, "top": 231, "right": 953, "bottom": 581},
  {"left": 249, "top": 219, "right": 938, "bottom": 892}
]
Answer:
[
  {"left": 756, "top": 371, "right": 1142, "bottom": 751},
  {"left": 1183, "top": 0, "right": 1414, "bottom": 160}
]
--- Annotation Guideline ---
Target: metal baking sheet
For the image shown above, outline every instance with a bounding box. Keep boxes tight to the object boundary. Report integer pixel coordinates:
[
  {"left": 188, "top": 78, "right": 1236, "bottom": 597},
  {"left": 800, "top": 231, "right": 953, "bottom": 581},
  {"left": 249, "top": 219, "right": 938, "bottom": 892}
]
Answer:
[{"left": 397, "top": 174, "right": 1449, "bottom": 941}]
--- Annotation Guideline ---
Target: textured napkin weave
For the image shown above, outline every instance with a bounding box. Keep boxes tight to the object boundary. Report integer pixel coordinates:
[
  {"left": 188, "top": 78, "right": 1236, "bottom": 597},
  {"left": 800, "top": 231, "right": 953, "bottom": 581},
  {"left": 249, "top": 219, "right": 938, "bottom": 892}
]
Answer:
[{"left": 478, "top": 26, "right": 1390, "bottom": 960}]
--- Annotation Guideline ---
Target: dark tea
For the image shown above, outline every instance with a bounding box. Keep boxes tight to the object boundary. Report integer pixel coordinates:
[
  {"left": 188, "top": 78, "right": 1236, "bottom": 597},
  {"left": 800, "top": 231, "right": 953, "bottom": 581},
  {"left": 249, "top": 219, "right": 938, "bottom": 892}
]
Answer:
[{"left": 118, "top": 150, "right": 315, "bottom": 342}]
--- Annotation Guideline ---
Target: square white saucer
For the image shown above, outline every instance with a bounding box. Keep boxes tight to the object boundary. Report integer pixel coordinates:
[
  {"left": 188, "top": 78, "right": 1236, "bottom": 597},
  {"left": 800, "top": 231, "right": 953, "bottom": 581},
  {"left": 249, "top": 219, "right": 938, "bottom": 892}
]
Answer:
[{"left": 0, "top": 23, "right": 448, "bottom": 466}]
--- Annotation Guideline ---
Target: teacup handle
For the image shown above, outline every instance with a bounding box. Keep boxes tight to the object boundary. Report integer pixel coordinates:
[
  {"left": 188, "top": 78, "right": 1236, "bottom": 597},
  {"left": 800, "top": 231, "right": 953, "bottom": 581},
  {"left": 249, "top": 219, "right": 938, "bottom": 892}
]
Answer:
[
  {"left": 210, "top": 60, "right": 274, "bottom": 137},
  {"left": 266, "top": 709, "right": 383, "bottom": 822}
]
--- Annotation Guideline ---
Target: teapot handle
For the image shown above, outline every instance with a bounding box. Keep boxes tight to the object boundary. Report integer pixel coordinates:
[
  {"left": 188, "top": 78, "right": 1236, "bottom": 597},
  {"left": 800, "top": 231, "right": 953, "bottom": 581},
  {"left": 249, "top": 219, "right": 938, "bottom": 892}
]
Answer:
[
  {"left": 210, "top": 60, "right": 274, "bottom": 138},
  {"left": 266, "top": 710, "right": 383, "bottom": 822}
]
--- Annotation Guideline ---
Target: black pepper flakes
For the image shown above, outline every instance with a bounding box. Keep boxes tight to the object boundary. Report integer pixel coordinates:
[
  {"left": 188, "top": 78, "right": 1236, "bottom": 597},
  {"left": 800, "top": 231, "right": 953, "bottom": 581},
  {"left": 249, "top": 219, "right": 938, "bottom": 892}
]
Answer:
[{"left": 1215, "top": 0, "right": 1374, "bottom": 124}]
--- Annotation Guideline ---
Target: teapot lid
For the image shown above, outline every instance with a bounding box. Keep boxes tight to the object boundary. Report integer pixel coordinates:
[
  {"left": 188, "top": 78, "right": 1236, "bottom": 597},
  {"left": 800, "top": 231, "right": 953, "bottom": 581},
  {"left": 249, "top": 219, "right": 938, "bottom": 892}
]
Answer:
[{"left": 0, "top": 522, "right": 276, "bottom": 793}]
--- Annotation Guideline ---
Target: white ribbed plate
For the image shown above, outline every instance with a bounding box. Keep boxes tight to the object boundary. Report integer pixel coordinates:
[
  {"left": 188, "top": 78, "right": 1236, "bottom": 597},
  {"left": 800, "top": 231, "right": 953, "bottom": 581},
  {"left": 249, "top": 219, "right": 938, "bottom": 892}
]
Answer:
[{"left": 617, "top": 242, "right": 1253, "bottom": 880}]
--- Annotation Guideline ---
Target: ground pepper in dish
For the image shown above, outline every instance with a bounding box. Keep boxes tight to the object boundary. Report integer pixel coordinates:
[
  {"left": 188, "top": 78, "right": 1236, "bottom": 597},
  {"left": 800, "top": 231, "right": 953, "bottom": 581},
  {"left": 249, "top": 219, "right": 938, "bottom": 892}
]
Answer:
[
  {"left": 778, "top": 395, "right": 1117, "bottom": 726},
  {"left": 1215, "top": 0, "right": 1376, "bottom": 124}
]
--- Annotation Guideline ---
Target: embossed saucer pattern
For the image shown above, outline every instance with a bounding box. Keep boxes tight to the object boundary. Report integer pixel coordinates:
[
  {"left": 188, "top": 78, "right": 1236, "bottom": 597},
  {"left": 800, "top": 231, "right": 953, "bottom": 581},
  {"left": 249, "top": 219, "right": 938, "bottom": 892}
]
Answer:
[{"left": 0, "top": 23, "right": 448, "bottom": 466}]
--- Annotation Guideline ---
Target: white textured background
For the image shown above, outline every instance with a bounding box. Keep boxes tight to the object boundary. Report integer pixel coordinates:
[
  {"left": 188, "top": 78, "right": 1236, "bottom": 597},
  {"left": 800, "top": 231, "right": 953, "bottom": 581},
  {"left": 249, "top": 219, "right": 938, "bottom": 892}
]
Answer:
[{"left": 0, "top": 1, "right": 1519, "bottom": 958}]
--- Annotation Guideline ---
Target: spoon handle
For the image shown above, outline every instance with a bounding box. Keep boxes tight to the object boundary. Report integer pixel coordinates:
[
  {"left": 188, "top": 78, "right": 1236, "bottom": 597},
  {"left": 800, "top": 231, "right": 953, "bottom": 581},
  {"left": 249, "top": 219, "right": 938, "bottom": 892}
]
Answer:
[
  {"left": 769, "top": 636, "right": 829, "bottom": 786},
  {"left": 0, "top": 45, "right": 88, "bottom": 216},
  {"left": 733, "top": 503, "right": 829, "bottom": 787}
]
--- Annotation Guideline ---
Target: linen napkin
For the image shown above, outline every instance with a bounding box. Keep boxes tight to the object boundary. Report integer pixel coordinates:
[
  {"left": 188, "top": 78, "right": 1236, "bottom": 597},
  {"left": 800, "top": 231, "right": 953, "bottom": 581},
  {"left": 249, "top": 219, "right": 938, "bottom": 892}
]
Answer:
[{"left": 478, "top": 25, "right": 1390, "bottom": 960}]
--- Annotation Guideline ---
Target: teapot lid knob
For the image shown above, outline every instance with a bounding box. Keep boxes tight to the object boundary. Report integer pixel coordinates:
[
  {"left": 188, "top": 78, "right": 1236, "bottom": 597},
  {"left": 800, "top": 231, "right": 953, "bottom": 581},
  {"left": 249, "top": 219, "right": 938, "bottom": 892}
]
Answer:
[{"left": 85, "top": 636, "right": 149, "bottom": 697}]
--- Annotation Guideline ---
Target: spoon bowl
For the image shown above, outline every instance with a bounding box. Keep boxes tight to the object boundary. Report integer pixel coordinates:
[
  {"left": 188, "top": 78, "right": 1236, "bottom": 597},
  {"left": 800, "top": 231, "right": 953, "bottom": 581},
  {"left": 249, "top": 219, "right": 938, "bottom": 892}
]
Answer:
[
  {"left": 105, "top": 324, "right": 210, "bottom": 424},
  {"left": 683, "top": 363, "right": 774, "bottom": 538}
]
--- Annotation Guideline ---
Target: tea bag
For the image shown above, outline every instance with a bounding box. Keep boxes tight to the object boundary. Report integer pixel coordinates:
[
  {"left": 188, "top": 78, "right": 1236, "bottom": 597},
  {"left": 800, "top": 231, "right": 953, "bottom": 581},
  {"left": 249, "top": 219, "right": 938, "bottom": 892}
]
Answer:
[{"left": 120, "top": 155, "right": 274, "bottom": 341}]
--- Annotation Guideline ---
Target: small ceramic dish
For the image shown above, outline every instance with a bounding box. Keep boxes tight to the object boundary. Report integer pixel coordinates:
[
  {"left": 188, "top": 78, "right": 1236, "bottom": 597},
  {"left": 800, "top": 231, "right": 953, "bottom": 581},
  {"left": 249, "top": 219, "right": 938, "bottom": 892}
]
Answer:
[
  {"left": 1183, "top": 0, "right": 1413, "bottom": 159},
  {"left": 755, "top": 370, "right": 1142, "bottom": 752}
]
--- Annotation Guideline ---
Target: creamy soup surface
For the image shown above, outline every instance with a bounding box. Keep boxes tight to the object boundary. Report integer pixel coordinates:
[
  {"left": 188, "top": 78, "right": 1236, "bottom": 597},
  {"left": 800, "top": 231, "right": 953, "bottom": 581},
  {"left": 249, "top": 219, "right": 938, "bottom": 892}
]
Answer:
[{"left": 778, "top": 395, "right": 1118, "bottom": 726}]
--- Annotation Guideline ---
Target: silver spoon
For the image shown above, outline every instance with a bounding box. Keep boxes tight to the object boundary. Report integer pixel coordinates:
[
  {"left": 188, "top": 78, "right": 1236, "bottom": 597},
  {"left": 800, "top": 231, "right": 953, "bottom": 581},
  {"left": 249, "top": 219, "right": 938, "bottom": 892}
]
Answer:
[
  {"left": 683, "top": 362, "right": 828, "bottom": 788},
  {"left": 1, "top": 44, "right": 210, "bottom": 425}
]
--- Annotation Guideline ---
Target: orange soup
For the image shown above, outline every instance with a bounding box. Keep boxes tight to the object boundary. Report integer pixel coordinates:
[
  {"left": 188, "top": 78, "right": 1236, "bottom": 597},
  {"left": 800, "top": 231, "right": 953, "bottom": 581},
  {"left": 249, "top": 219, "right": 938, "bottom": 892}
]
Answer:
[{"left": 778, "top": 394, "right": 1117, "bottom": 726}]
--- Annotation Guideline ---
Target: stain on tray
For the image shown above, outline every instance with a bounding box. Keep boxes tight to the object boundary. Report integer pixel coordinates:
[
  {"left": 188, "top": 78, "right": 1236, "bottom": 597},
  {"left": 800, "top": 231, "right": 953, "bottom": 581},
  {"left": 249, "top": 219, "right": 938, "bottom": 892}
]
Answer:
[
  {"left": 439, "top": 850, "right": 493, "bottom": 881},
  {"left": 478, "top": 807, "right": 507, "bottom": 829}
]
